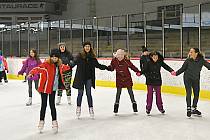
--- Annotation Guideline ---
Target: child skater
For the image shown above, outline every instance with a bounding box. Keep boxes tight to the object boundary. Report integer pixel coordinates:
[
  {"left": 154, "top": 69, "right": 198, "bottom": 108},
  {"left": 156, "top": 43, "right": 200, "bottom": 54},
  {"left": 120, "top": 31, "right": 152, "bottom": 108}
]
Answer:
[
  {"left": 107, "top": 49, "right": 141, "bottom": 114},
  {"left": 56, "top": 42, "right": 74, "bottom": 105},
  {"left": 172, "top": 48, "right": 210, "bottom": 117},
  {"left": 18, "top": 49, "right": 42, "bottom": 106},
  {"left": 143, "top": 51, "right": 175, "bottom": 115},
  {"left": 72, "top": 41, "right": 108, "bottom": 119},
  {"left": 28, "top": 48, "right": 71, "bottom": 133},
  {"left": 0, "top": 50, "right": 8, "bottom": 84}
]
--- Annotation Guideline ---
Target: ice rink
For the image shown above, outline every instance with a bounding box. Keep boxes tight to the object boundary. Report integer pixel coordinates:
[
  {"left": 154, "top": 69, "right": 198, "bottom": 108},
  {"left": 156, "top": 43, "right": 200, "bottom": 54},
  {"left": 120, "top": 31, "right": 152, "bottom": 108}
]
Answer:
[{"left": 1, "top": 80, "right": 210, "bottom": 140}]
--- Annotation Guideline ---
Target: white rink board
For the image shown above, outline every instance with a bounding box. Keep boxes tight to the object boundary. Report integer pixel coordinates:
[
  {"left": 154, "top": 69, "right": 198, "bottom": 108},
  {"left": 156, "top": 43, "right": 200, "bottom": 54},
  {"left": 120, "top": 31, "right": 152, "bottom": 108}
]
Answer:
[{"left": 6, "top": 58, "right": 210, "bottom": 91}]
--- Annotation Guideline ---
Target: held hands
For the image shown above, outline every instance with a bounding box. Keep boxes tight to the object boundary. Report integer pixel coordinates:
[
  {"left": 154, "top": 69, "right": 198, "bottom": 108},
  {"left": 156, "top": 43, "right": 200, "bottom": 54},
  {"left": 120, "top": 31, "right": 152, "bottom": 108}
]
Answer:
[
  {"left": 27, "top": 74, "right": 33, "bottom": 78},
  {"left": 136, "top": 72, "right": 141, "bottom": 77},
  {"left": 171, "top": 71, "right": 176, "bottom": 76}
]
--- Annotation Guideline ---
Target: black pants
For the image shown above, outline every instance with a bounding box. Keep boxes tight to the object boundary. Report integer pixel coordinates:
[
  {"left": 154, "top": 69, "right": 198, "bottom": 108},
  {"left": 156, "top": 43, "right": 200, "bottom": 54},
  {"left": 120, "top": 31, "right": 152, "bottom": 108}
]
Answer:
[
  {"left": 184, "top": 77, "right": 200, "bottom": 108},
  {"left": 40, "top": 91, "right": 57, "bottom": 121},
  {"left": 77, "top": 79, "right": 93, "bottom": 107},
  {"left": 115, "top": 87, "right": 136, "bottom": 104},
  {"left": 0, "top": 71, "right": 2, "bottom": 82},
  {"left": 0, "top": 71, "right": 7, "bottom": 82},
  {"left": 28, "top": 80, "right": 39, "bottom": 97}
]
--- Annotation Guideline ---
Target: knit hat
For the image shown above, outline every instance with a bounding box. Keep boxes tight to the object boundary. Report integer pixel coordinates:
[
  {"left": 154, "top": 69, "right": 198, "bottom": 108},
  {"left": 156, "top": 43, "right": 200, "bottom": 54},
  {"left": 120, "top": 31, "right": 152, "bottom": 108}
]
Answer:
[
  {"left": 141, "top": 46, "right": 148, "bottom": 52},
  {"left": 50, "top": 48, "right": 60, "bottom": 58},
  {"left": 57, "top": 42, "right": 66, "bottom": 47}
]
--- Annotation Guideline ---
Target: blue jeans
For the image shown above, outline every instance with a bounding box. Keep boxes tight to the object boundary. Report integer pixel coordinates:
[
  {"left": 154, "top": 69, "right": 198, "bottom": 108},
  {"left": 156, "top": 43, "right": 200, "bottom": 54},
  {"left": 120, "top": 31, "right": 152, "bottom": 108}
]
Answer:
[{"left": 77, "top": 79, "right": 93, "bottom": 107}]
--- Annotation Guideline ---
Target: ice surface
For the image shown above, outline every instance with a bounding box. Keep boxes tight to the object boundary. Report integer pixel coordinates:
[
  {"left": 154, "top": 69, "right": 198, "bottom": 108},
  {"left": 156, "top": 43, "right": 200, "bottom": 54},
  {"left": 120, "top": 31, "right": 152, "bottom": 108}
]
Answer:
[{"left": 0, "top": 80, "right": 210, "bottom": 140}]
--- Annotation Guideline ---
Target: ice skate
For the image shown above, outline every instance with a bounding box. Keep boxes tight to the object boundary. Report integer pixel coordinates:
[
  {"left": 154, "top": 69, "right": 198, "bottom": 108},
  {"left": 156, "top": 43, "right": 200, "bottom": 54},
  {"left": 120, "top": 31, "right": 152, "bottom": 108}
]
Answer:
[
  {"left": 67, "top": 96, "right": 71, "bottom": 105},
  {"left": 159, "top": 109, "right": 165, "bottom": 114},
  {"left": 38, "top": 120, "right": 44, "bottom": 133},
  {"left": 89, "top": 107, "right": 94, "bottom": 119},
  {"left": 146, "top": 109, "right": 150, "bottom": 115},
  {"left": 114, "top": 103, "right": 119, "bottom": 115},
  {"left": 76, "top": 106, "right": 81, "bottom": 119},
  {"left": 132, "top": 102, "right": 138, "bottom": 113},
  {"left": 187, "top": 107, "right": 191, "bottom": 118},
  {"left": 52, "top": 120, "right": 58, "bottom": 134},
  {"left": 26, "top": 97, "right": 32, "bottom": 106},
  {"left": 56, "top": 96, "right": 61, "bottom": 105},
  {"left": 191, "top": 107, "right": 202, "bottom": 116}
]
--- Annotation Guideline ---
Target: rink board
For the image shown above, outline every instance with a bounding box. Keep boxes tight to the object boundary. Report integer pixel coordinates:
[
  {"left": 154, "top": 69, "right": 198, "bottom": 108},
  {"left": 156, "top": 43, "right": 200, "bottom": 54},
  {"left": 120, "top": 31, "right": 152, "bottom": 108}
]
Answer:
[{"left": 5, "top": 57, "right": 210, "bottom": 100}]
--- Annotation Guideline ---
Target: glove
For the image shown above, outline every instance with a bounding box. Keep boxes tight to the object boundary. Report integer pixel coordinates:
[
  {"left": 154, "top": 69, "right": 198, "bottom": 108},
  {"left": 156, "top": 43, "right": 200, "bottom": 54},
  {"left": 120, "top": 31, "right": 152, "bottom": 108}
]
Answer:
[
  {"left": 171, "top": 71, "right": 176, "bottom": 76},
  {"left": 106, "top": 66, "right": 112, "bottom": 71},
  {"left": 136, "top": 72, "right": 141, "bottom": 77}
]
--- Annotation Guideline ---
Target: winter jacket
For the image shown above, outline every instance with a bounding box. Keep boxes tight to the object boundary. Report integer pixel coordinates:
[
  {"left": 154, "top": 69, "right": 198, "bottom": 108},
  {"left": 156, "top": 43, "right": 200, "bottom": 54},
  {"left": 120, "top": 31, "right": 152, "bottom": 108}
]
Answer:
[
  {"left": 140, "top": 55, "right": 150, "bottom": 74},
  {"left": 60, "top": 51, "right": 74, "bottom": 67},
  {"left": 176, "top": 56, "right": 210, "bottom": 80},
  {"left": 72, "top": 53, "right": 108, "bottom": 89},
  {"left": 108, "top": 58, "right": 141, "bottom": 88},
  {"left": 18, "top": 57, "right": 42, "bottom": 81},
  {"left": 143, "top": 59, "right": 174, "bottom": 86},
  {"left": 0, "top": 56, "right": 4, "bottom": 71},
  {"left": 0, "top": 56, "right": 8, "bottom": 72},
  {"left": 29, "top": 59, "right": 71, "bottom": 94}
]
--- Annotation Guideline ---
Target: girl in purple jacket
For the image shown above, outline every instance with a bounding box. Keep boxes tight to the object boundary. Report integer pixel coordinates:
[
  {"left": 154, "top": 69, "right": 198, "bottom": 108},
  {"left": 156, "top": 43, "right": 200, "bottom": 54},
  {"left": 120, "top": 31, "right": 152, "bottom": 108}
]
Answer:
[{"left": 18, "top": 49, "right": 42, "bottom": 106}]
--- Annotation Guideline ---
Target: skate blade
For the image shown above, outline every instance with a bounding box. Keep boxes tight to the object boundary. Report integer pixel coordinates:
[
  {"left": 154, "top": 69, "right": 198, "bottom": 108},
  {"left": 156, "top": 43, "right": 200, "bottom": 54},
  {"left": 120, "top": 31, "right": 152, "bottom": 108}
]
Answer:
[
  {"left": 76, "top": 115, "right": 81, "bottom": 119},
  {"left": 114, "top": 113, "right": 118, "bottom": 116},
  {"left": 133, "top": 112, "right": 138, "bottom": 115},
  {"left": 52, "top": 128, "right": 58, "bottom": 134},
  {"left": 186, "top": 116, "right": 192, "bottom": 119},
  {"left": 192, "top": 114, "right": 202, "bottom": 117},
  {"left": 38, "top": 128, "right": 43, "bottom": 134}
]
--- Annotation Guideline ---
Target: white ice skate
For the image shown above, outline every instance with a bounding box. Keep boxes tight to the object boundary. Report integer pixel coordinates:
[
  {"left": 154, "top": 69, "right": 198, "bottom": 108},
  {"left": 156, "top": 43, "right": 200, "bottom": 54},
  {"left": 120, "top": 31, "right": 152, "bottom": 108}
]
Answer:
[
  {"left": 67, "top": 96, "right": 71, "bottom": 105},
  {"left": 52, "top": 120, "right": 58, "bottom": 134},
  {"left": 76, "top": 106, "right": 81, "bottom": 119},
  {"left": 89, "top": 107, "right": 94, "bottom": 119},
  {"left": 38, "top": 120, "right": 44, "bottom": 133},
  {"left": 56, "top": 96, "right": 61, "bottom": 105},
  {"left": 26, "top": 97, "right": 32, "bottom": 106}
]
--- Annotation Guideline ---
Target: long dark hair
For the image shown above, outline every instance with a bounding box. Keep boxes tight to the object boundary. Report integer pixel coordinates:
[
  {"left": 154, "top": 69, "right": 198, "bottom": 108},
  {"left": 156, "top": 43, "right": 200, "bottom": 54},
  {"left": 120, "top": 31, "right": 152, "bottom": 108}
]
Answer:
[
  {"left": 29, "top": 49, "right": 40, "bottom": 61},
  {"left": 149, "top": 51, "right": 164, "bottom": 62},
  {"left": 192, "top": 48, "right": 203, "bottom": 58},
  {"left": 80, "top": 41, "right": 96, "bottom": 59}
]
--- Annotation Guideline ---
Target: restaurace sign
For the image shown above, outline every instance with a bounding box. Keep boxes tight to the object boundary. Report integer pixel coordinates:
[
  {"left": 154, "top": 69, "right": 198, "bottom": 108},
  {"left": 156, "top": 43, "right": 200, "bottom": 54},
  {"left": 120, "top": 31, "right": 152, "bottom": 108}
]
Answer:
[
  {"left": 0, "top": 2, "right": 54, "bottom": 13},
  {"left": 0, "top": 3, "right": 45, "bottom": 9}
]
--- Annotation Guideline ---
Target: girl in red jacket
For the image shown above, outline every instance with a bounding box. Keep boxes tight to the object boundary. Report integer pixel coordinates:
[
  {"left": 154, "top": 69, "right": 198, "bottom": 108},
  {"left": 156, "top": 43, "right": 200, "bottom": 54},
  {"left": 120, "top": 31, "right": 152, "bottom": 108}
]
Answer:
[
  {"left": 108, "top": 49, "right": 141, "bottom": 114},
  {"left": 28, "top": 49, "right": 71, "bottom": 133}
]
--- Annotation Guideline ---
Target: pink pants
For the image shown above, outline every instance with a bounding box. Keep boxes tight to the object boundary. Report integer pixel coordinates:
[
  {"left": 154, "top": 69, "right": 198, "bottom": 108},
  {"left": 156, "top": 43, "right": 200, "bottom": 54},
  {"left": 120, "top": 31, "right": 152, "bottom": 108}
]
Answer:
[{"left": 146, "top": 85, "right": 163, "bottom": 111}]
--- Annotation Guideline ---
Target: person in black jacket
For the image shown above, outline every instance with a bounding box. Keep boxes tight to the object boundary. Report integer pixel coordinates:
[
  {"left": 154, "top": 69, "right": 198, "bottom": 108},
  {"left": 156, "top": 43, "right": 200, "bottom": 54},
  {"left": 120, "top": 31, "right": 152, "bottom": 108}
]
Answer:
[
  {"left": 174, "top": 48, "right": 210, "bottom": 117},
  {"left": 140, "top": 46, "right": 150, "bottom": 73},
  {"left": 143, "top": 51, "right": 175, "bottom": 115},
  {"left": 56, "top": 42, "right": 74, "bottom": 105},
  {"left": 72, "top": 41, "right": 108, "bottom": 119}
]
